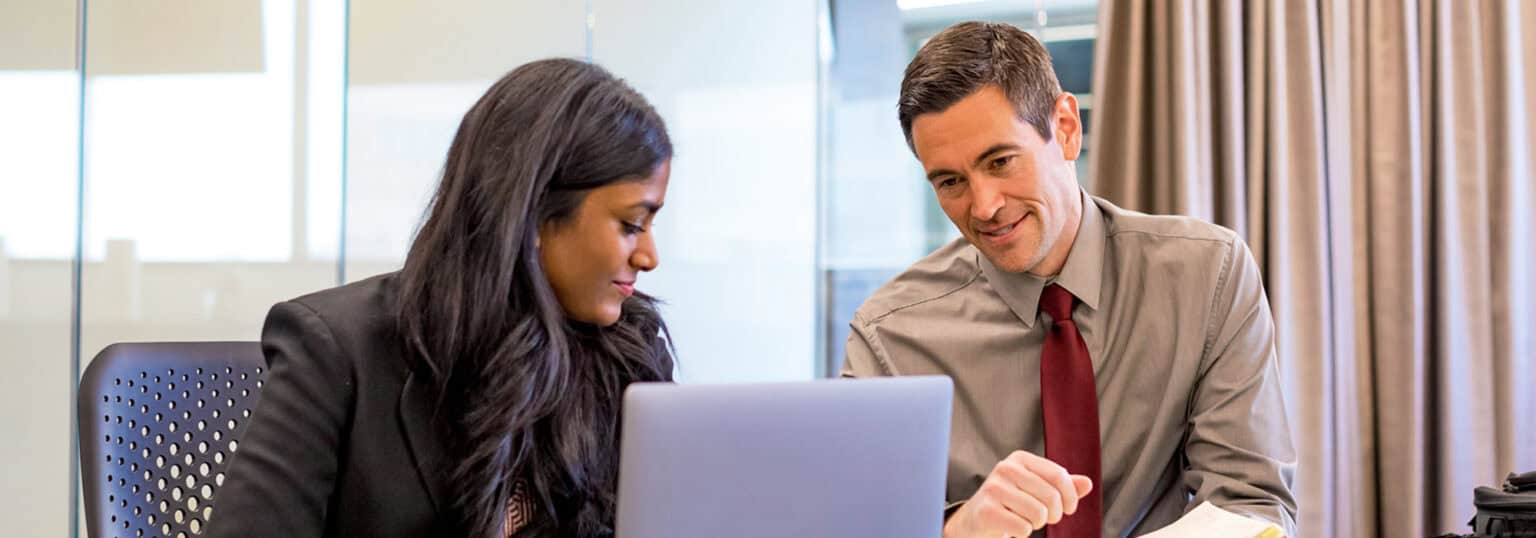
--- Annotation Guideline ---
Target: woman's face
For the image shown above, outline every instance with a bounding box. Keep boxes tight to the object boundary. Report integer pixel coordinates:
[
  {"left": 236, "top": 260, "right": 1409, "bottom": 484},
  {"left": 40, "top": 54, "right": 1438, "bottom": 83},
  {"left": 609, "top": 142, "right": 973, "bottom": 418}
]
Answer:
[{"left": 538, "top": 161, "right": 671, "bottom": 326}]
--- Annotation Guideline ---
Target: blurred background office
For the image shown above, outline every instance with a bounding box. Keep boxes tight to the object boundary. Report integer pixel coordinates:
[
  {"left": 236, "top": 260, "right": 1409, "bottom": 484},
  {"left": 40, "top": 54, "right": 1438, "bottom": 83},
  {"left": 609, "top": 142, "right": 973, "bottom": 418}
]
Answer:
[{"left": 1, "top": 1, "right": 1532, "bottom": 537}]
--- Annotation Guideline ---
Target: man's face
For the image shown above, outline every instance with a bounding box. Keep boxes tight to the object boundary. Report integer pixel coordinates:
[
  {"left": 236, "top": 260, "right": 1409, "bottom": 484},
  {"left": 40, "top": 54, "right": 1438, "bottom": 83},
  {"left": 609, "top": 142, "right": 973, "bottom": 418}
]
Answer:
[{"left": 910, "top": 85, "right": 1082, "bottom": 274}]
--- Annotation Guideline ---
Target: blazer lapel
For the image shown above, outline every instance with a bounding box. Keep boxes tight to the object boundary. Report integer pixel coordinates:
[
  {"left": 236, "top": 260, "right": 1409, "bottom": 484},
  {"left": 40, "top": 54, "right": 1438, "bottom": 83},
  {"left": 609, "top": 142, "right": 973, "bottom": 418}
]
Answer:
[{"left": 399, "top": 371, "right": 448, "bottom": 511}]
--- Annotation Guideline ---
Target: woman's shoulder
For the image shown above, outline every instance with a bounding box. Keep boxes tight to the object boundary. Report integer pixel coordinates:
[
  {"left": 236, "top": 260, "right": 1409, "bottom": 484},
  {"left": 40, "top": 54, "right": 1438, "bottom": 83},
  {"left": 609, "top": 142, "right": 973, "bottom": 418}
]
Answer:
[
  {"left": 263, "top": 271, "right": 407, "bottom": 372},
  {"left": 285, "top": 271, "right": 400, "bottom": 322}
]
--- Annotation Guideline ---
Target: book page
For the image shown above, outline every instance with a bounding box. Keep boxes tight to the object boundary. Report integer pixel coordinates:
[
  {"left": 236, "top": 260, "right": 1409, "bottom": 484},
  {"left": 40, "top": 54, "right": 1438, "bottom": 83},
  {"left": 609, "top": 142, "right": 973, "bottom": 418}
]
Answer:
[{"left": 1140, "top": 501, "right": 1284, "bottom": 538}]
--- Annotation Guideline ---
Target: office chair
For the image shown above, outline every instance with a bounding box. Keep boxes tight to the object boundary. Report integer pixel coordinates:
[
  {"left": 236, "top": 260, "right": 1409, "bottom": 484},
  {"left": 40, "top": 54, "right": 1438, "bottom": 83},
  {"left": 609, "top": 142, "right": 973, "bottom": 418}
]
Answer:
[{"left": 78, "top": 342, "right": 266, "bottom": 538}]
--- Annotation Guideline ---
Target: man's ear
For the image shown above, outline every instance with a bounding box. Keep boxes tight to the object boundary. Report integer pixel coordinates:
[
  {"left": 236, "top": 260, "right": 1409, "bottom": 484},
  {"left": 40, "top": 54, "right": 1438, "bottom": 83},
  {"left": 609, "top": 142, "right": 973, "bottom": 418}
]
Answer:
[{"left": 1053, "top": 93, "right": 1082, "bottom": 161}]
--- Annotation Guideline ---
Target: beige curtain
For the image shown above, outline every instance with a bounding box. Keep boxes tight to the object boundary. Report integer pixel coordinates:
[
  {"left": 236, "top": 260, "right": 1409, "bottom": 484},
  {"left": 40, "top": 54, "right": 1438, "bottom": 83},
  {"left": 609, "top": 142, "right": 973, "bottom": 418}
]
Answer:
[{"left": 1089, "top": 1, "right": 1536, "bottom": 536}]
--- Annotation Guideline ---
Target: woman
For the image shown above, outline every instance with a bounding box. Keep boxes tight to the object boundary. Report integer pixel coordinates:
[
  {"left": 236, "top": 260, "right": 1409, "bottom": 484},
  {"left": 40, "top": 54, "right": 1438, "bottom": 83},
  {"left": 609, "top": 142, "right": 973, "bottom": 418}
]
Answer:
[{"left": 207, "top": 59, "right": 675, "bottom": 537}]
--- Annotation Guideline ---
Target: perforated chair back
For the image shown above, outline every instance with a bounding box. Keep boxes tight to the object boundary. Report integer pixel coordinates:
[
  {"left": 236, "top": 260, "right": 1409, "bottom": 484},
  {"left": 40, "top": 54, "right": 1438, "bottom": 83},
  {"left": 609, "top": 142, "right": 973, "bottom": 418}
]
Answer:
[{"left": 78, "top": 342, "right": 267, "bottom": 538}]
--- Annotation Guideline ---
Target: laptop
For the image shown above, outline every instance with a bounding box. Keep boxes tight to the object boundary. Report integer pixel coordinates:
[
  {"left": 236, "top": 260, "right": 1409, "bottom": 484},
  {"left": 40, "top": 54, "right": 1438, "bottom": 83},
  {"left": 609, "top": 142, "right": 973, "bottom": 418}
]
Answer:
[{"left": 615, "top": 375, "right": 953, "bottom": 538}]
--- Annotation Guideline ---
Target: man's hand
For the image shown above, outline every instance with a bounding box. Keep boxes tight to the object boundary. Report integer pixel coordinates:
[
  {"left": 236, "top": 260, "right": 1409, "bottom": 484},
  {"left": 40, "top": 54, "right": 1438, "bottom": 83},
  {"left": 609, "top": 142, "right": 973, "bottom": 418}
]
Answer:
[{"left": 943, "top": 450, "right": 1094, "bottom": 538}]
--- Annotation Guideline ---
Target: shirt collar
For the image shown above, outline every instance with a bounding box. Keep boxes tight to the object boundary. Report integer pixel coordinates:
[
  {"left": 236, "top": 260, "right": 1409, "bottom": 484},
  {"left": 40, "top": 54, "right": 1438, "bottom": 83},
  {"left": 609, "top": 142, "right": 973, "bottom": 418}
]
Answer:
[{"left": 977, "top": 189, "right": 1106, "bottom": 328}]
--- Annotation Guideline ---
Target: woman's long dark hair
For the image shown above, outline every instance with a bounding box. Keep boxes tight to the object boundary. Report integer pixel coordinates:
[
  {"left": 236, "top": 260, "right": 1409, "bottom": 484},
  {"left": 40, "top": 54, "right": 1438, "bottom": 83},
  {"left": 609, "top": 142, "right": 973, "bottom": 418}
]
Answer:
[{"left": 395, "top": 59, "right": 675, "bottom": 537}]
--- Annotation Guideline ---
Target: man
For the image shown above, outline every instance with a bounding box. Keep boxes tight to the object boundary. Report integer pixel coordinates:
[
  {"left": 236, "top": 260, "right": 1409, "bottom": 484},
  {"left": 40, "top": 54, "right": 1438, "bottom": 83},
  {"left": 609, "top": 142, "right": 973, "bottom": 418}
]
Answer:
[{"left": 841, "top": 22, "right": 1297, "bottom": 538}]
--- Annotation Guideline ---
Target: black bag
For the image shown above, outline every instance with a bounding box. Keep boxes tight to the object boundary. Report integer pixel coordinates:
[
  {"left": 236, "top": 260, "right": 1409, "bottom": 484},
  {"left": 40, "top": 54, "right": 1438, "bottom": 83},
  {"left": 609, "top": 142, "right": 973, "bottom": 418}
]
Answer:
[{"left": 1469, "top": 471, "right": 1536, "bottom": 537}]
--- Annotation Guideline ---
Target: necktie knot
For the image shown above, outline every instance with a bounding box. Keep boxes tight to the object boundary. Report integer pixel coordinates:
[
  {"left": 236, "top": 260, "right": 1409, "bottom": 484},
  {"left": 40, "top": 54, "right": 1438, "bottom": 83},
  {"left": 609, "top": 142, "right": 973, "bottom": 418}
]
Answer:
[{"left": 1040, "top": 284, "right": 1077, "bottom": 324}]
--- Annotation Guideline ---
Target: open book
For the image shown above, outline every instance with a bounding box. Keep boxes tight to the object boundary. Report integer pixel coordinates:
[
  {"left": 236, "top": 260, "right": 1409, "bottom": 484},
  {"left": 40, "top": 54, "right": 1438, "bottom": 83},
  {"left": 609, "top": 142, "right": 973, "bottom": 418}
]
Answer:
[{"left": 1140, "top": 501, "right": 1285, "bottom": 538}]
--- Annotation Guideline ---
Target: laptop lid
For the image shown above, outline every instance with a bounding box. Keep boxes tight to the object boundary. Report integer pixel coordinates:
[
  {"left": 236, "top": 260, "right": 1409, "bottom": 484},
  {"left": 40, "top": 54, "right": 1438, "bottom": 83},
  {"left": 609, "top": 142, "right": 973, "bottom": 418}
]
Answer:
[{"left": 616, "top": 375, "right": 953, "bottom": 538}]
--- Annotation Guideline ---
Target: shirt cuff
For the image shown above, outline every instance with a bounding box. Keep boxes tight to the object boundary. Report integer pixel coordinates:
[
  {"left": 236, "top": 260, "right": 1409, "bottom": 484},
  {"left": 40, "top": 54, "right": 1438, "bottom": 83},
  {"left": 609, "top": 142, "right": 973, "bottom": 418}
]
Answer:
[{"left": 944, "top": 500, "right": 966, "bottom": 520}]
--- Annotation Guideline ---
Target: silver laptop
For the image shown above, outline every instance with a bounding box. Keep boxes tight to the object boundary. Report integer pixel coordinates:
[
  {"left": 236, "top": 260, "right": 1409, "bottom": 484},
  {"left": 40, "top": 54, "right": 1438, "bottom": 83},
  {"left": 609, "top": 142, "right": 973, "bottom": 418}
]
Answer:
[{"left": 615, "top": 376, "right": 953, "bottom": 538}]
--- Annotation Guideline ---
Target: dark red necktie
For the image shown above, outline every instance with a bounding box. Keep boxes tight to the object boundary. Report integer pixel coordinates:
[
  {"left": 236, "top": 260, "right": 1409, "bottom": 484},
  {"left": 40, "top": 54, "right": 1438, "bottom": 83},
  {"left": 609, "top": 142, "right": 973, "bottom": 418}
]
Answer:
[{"left": 1039, "top": 284, "right": 1103, "bottom": 537}]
